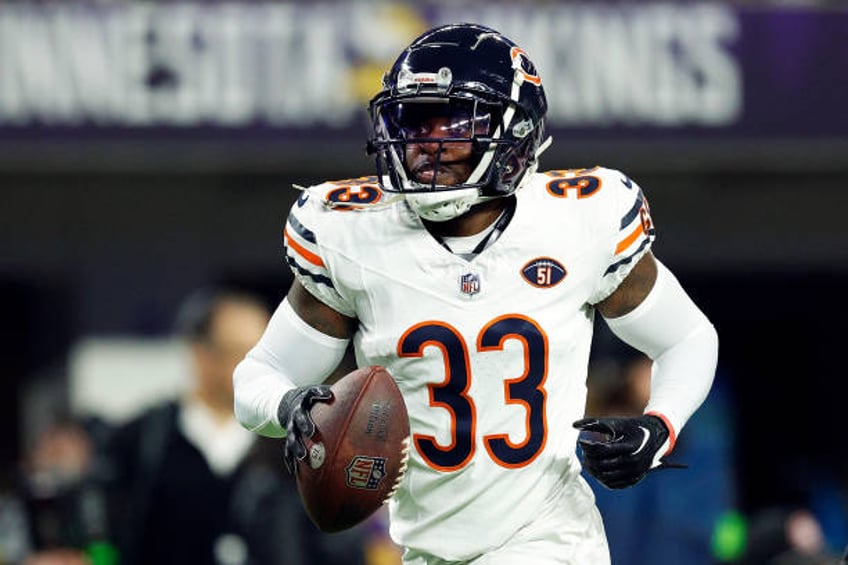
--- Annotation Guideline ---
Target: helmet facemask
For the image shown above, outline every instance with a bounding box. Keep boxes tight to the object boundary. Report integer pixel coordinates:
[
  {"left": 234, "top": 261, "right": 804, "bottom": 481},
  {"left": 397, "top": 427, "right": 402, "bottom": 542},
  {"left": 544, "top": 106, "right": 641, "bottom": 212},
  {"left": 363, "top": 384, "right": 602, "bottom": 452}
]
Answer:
[
  {"left": 370, "top": 93, "right": 537, "bottom": 221},
  {"left": 366, "top": 24, "right": 548, "bottom": 221}
]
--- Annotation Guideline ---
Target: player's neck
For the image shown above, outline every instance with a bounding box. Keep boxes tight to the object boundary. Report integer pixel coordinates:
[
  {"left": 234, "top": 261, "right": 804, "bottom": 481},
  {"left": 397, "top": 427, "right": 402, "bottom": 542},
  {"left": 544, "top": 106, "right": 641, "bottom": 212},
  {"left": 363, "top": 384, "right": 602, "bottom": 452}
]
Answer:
[{"left": 423, "top": 197, "right": 512, "bottom": 237}]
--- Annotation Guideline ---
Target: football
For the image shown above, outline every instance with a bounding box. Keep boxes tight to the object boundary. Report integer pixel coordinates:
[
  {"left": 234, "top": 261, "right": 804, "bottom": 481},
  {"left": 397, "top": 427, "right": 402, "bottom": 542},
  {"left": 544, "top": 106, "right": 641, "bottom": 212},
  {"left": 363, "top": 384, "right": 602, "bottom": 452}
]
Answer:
[{"left": 295, "top": 365, "right": 410, "bottom": 532}]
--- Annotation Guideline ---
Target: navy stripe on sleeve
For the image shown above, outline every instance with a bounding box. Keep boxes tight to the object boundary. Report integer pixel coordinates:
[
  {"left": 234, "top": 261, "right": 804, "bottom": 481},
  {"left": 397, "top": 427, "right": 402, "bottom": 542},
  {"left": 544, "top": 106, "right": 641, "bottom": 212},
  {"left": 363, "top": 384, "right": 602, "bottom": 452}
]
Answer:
[
  {"left": 619, "top": 190, "right": 645, "bottom": 230},
  {"left": 288, "top": 213, "right": 317, "bottom": 244},
  {"left": 603, "top": 235, "right": 653, "bottom": 276},
  {"left": 285, "top": 255, "right": 336, "bottom": 289}
]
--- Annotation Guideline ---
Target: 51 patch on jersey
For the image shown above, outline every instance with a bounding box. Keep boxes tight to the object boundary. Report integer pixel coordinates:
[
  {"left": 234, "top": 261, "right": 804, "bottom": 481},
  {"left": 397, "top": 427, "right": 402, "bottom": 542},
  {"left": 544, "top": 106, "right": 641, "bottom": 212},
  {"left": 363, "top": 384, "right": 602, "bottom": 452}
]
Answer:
[{"left": 521, "top": 257, "right": 567, "bottom": 288}]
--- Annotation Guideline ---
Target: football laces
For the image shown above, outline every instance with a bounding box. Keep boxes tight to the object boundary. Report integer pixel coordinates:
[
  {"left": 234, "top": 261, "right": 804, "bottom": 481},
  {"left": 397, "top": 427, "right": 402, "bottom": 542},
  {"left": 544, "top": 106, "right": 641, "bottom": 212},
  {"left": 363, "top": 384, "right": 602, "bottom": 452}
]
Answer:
[{"left": 384, "top": 435, "right": 411, "bottom": 503}]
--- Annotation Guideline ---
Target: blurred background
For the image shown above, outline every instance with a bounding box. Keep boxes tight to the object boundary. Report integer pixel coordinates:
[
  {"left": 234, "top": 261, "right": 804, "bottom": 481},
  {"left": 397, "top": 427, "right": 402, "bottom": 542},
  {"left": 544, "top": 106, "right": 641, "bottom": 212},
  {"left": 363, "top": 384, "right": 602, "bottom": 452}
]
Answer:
[{"left": 1, "top": 1, "right": 846, "bottom": 564}]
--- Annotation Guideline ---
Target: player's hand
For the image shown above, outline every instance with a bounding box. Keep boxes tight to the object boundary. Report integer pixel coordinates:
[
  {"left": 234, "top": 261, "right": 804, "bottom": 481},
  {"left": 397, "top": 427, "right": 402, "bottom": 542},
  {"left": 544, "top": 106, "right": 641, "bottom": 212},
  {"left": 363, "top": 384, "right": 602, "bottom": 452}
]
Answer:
[
  {"left": 278, "top": 385, "right": 333, "bottom": 474},
  {"left": 572, "top": 415, "right": 684, "bottom": 490}
]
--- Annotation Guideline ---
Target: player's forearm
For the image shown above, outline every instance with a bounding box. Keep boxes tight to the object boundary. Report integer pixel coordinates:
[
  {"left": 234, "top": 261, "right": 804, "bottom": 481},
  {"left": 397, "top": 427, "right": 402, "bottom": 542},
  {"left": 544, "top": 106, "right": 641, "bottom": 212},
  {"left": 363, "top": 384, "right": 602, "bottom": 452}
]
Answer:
[
  {"left": 603, "top": 260, "right": 718, "bottom": 443},
  {"left": 232, "top": 298, "right": 350, "bottom": 437},
  {"left": 644, "top": 319, "right": 718, "bottom": 441},
  {"left": 233, "top": 354, "right": 291, "bottom": 437}
]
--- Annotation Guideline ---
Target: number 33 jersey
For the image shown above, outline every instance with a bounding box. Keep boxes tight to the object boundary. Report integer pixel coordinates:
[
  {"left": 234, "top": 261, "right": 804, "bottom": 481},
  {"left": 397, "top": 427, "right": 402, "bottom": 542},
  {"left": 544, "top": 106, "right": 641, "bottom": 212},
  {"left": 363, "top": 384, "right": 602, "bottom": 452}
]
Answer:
[{"left": 284, "top": 166, "right": 655, "bottom": 560}]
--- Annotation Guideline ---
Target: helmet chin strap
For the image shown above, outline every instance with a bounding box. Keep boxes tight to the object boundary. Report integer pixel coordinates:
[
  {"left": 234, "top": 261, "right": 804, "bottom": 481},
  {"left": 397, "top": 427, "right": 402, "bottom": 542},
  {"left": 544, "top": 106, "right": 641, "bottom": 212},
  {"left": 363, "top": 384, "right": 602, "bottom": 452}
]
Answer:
[{"left": 404, "top": 188, "right": 495, "bottom": 222}]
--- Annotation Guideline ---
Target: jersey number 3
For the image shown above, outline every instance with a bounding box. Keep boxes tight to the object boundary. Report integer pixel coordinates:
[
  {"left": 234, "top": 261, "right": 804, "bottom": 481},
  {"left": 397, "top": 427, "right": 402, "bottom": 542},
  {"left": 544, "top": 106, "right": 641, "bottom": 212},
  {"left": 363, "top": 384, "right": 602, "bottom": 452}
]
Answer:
[{"left": 398, "top": 315, "right": 548, "bottom": 472}]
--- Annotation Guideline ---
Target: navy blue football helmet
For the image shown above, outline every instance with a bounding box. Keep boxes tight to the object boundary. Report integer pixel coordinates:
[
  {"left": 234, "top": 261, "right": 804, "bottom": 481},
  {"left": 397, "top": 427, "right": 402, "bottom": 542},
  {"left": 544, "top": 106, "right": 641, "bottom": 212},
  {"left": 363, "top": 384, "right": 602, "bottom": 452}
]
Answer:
[{"left": 367, "top": 23, "right": 548, "bottom": 221}]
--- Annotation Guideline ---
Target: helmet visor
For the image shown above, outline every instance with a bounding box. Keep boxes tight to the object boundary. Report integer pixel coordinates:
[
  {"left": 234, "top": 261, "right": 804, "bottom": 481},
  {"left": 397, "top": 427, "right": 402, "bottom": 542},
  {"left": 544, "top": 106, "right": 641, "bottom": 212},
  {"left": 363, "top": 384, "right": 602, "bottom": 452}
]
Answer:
[
  {"left": 373, "top": 97, "right": 500, "bottom": 191},
  {"left": 381, "top": 98, "right": 493, "bottom": 141}
]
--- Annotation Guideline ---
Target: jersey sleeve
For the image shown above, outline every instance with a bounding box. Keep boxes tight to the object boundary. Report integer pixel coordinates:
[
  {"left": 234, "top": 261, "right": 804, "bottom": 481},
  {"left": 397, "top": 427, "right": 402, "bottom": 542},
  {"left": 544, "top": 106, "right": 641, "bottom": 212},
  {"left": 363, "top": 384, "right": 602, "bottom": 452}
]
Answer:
[
  {"left": 282, "top": 189, "right": 357, "bottom": 318},
  {"left": 588, "top": 169, "right": 656, "bottom": 304}
]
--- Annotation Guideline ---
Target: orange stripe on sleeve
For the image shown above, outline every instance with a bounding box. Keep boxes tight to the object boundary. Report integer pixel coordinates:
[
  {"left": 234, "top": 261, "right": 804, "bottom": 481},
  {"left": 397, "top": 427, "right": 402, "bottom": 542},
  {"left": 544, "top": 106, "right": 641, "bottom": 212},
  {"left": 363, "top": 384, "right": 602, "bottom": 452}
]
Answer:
[
  {"left": 283, "top": 228, "right": 325, "bottom": 267},
  {"left": 615, "top": 224, "right": 644, "bottom": 255}
]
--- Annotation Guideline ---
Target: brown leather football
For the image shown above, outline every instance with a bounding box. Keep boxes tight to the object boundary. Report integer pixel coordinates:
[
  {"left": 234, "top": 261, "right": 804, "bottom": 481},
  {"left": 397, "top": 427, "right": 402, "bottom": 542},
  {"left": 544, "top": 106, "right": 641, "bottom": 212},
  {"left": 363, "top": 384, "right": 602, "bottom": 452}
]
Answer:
[{"left": 295, "top": 365, "right": 410, "bottom": 532}]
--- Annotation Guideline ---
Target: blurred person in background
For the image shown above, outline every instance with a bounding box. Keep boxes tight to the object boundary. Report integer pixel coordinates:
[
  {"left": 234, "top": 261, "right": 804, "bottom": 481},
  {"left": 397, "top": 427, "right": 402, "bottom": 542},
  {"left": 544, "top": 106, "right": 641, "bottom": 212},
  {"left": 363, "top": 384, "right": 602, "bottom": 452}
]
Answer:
[
  {"left": 99, "top": 288, "right": 369, "bottom": 565},
  {"left": 233, "top": 23, "right": 718, "bottom": 565},
  {"left": 8, "top": 420, "right": 109, "bottom": 565},
  {"left": 735, "top": 505, "right": 838, "bottom": 565},
  {"left": 583, "top": 353, "right": 736, "bottom": 565}
]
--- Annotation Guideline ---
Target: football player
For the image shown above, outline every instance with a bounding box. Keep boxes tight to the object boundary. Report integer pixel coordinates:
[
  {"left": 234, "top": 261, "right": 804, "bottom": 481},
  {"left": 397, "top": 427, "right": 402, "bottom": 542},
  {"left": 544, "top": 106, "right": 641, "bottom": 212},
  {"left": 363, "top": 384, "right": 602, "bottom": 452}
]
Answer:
[{"left": 233, "top": 23, "right": 718, "bottom": 565}]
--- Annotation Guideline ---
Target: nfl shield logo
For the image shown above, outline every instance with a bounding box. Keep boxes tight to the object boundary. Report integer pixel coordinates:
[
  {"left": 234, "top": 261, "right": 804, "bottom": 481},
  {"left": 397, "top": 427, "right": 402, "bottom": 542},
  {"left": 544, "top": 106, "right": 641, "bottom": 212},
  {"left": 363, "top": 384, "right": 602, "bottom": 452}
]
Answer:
[
  {"left": 345, "top": 455, "right": 387, "bottom": 490},
  {"left": 460, "top": 273, "right": 480, "bottom": 296}
]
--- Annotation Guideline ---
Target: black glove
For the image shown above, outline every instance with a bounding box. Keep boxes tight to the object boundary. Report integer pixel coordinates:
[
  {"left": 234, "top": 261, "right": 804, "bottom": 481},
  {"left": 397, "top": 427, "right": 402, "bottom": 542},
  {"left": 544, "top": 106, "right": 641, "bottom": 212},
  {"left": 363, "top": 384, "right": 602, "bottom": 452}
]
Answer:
[
  {"left": 573, "top": 414, "right": 684, "bottom": 490},
  {"left": 277, "top": 385, "right": 333, "bottom": 474}
]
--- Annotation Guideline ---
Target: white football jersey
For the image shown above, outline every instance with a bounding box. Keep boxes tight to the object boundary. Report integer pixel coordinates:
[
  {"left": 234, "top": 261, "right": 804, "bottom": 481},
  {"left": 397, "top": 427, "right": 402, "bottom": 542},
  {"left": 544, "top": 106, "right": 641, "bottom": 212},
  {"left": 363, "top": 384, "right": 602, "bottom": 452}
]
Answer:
[{"left": 283, "top": 167, "right": 654, "bottom": 560}]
